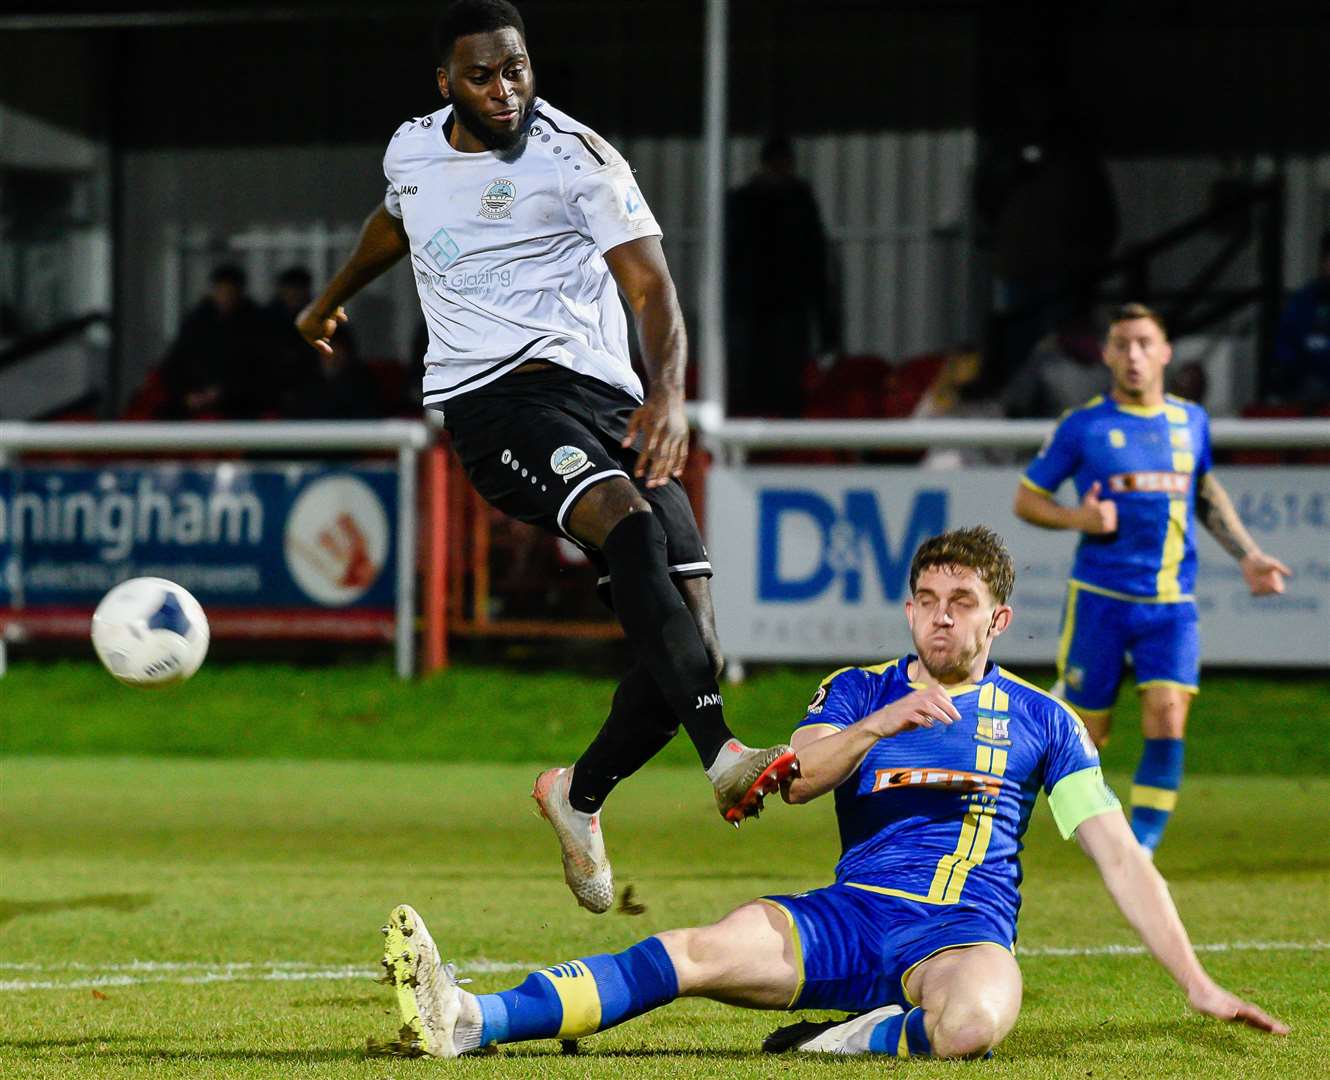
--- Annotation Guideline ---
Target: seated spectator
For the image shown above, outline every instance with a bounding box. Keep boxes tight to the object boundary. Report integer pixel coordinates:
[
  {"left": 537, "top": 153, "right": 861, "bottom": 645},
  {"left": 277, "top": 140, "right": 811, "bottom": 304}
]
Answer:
[
  {"left": 1169, "top": 360, "right": 1208, "bottom": 406},
  {"left": 1271, "top": 229, "right": 1330, "bottom": 407},
  {"left": 154, "top": 264, "right": 274, "bottom": 419},
  {"left": 1001, "top": 310, "right": 1106, "bottom": 418},
  {"left": 917, "top": 350, "right": 1020, "bottom": 469},
  {"left": 283, "top": 334, "right": 380, "bottom": 420},
  {"left": 265, "top": 265, "right": 327, "bottom": 405}
]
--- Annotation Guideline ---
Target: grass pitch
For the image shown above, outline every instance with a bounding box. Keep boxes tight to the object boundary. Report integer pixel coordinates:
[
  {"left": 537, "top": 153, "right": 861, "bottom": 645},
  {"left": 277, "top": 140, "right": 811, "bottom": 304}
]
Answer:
[{"left": 1, "top": 663, "right": 1328, "bottom": 1078}]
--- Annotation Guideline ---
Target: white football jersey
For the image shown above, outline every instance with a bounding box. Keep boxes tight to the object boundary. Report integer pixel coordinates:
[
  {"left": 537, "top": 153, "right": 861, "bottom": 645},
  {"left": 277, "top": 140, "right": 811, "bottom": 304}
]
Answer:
[{"left": 383, "top": 99, "right": 662, "bottom": 407}]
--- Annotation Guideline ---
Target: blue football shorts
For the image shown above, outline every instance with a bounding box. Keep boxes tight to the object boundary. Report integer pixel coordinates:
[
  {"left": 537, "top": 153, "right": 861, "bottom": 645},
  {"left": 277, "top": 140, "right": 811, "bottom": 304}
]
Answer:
[
  {"left": 759, "top": 883, "right": 1014, "bottom": 1013},
  {"left": 1056, "top": 582, "right": 1200, "bottom": 712}
]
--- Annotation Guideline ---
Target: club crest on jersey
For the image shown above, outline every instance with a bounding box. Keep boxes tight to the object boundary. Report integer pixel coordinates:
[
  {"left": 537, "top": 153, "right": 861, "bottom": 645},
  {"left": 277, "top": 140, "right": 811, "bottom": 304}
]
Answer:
[
  {"left": 480, "top": 177, "right": 517, "bottom": 219},
  {"left": 550, "top": 445, "right": 593, "bottom": 482}
]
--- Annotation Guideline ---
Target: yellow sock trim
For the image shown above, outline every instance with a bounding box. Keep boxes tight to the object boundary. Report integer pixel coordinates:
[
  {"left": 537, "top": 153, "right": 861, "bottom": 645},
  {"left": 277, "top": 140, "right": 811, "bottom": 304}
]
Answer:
[
  {"left": 536, "top": 961, "right": 602, "bottom": 1037},
  {"left": 1131, "top": 784, "right": 1179, "bottom": 812}
]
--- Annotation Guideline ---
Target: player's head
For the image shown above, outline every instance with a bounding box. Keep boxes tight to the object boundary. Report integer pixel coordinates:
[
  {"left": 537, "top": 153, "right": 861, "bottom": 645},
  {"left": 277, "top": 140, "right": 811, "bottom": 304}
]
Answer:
[
  {"left": 435, "top": 0, "right": 534, "bottom": 152},
  {"left": 905, "top": 526, "right": 1014, "bottom": 684},
  {"left": 1103, "top": 302, "right": 1172, "bottom": 403}
]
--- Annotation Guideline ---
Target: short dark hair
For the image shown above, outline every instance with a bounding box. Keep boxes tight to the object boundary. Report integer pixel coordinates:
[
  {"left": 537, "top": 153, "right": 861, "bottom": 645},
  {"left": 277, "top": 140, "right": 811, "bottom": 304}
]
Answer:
[
  {"left": 1107, "top": 301, "right": 1168, "bottom": 341},
  {"left": 276, "top": 266, "right": 312, "bottom": 289},
  {"left": 210, "top": 264, "right": 246, "bottom": 289},
  {"left": 909, "top": 526, "right": 1015, "bottom": 606},
  {"left": 435, "top": 0, "right": 525, "bottom": 65}
]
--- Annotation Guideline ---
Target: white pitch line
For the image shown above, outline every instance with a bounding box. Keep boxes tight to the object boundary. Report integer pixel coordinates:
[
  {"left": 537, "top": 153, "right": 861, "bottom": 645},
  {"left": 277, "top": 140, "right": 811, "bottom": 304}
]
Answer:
[
  {"left": 1, "top": 942, "right": 1325, "bottom": 992},
  {"left": 0, "top": 957, "right": 531, "bottom": 975},
  {"left": 0, "top": 958, "right": 533, "bottom": 993},
  {"left": 1020, "top": 940, "right": 1330, "bottom": 958}
]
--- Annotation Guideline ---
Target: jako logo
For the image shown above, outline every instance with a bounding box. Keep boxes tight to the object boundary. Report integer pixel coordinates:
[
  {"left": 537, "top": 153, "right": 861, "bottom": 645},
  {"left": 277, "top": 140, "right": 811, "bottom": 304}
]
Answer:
[{"left": 757, "top": 489, "right": 946, "bottom": 603}]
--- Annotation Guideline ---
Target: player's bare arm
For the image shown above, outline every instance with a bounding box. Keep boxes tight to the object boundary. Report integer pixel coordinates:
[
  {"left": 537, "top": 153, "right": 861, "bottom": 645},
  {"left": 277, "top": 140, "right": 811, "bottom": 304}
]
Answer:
[
  {"left": 1074, "top": 811, "right": 1289, "bottom": 1034},
  {"left": 1013, "top": 480, "right": 1117, "bottom": 535},
  {"left": 784, "top": 687, "right": 960, "bottom": 804},
  {"left": 1194, "top": 472, "right": 1292, "bottom": 594},
  {"left": 296, "top": 205, "right": 410, "bottom": 355},
  {"left": 604, "top": 236, "right": 689, "bottom": 489}
]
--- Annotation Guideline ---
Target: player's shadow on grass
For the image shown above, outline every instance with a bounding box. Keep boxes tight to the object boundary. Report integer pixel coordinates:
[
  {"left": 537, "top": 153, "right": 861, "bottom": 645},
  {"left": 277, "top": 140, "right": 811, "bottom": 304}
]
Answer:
[
  {"left": 0, "top": 1036, "right": 149, "bottom": 1051},
  {"left": 495, "top": 1049, "right": 766, "bottom": 1060},
  {"left": 1016, "top": 1018, "right": 1251, "bottom": 1056},
  {"left": 106, "top": 1048, "right": 365, "bottom": 1065},
  {"left": 0, "top": 893, "right": 153, "bottom": 925}
]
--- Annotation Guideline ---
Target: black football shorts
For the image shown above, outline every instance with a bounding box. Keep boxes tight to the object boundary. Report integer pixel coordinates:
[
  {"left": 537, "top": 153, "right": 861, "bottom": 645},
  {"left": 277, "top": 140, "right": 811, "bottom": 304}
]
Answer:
[{"left": 436, "top": 364, "right": 712, "bottom": 587}]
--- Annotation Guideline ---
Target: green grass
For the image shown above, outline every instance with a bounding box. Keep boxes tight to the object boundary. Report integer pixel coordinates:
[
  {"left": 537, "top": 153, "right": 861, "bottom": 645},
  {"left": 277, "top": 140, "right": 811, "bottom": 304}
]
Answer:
[
  {"left": 1, "top": 661, "right": 1327, "bottom": 778},
  {"left": 2, "top": 759, "right": 1327, "bottom": 1078},
  {"left": 1, "top": 663, "right": 1328, "bottom": 1077}
]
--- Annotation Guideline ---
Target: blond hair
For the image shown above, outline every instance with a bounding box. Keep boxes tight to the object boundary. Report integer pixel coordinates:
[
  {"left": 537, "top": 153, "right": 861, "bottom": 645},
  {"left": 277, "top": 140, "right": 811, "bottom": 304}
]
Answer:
[{"left": 1108, "top": 302, "right": 1168, "bottom": 341}]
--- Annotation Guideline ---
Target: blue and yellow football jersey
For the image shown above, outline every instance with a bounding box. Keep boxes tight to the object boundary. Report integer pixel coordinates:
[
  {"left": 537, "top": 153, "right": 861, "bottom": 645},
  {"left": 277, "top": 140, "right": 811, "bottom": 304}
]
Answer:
[
  {"left": 799, "top": 657, "right": 1119, "bottom": 939},
  {"left": 1022, "top": 395, "right": 1213, "bottom": 600}
]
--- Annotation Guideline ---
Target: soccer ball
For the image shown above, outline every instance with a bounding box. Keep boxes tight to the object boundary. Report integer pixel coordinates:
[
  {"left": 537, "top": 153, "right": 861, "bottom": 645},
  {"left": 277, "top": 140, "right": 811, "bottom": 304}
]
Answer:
[{"left": 91, "top": 577, "right": 210, "bottom": 687}]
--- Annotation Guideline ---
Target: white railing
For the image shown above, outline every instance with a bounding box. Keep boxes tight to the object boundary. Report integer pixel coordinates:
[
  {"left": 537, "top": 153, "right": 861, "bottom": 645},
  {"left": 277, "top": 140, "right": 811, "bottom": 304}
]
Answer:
[
  {"left": 0, "top": 420, "right": 429, "bottom": 679},
  {"left": 2, "top": 415, "right": 1322, "bottom": 680},
  {"left": 698, "top": 416, "right": 1330, "bottom": 455}
]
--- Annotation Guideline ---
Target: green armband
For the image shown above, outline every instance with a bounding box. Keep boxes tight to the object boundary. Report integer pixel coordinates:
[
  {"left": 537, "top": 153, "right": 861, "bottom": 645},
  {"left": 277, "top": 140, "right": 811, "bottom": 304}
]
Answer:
[{"left": 1048, "top": 766, "right": 1121, "bottom": 839}]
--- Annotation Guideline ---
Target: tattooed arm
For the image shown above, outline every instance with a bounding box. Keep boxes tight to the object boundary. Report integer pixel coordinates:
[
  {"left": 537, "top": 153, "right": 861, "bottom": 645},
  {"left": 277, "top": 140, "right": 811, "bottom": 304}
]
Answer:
[{"left": 1194, "top": 473, "right": 1292, "bottom": 595}]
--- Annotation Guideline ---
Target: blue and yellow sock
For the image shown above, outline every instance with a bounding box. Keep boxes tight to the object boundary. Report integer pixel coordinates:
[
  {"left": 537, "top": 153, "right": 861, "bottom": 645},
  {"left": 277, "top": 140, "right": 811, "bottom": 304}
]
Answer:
[
  {"left": 1131, "top": 737, "right": 1184, "bottom": 851},
  {"left": 476, "top": 936, "right": 678, "bottom": 1046},
  {"left": 868, "top": 1006, "right": 932, "bottom": 1056}
]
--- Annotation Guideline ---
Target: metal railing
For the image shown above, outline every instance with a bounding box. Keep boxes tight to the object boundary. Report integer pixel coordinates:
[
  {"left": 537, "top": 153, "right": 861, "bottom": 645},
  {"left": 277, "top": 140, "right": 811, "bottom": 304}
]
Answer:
[{"left": 698, "top": 416, "right": 1330, "bottom": 456}]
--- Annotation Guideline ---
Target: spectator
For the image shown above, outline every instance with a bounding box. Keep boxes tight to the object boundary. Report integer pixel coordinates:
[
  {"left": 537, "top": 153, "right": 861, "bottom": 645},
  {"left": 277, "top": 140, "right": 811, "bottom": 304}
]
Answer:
[
  {"left": 268, "top": 265, "right": 313, "bottom": 324},
  {"left": 155, "top": 264, "right": 274, "bottom": 419},
  {"left": 975, "top": 82, "right": 1118, "bottom": 379},
  {"left": 283, "top": 332, "right": 380, "bottom": 420},
  {"left": 725, "top": 135, "right": 839, "bottom": 417},
  {"left": 266, "top": 265, "right": 325, "bottom": 403},
  {"left": 1271, "top": 229, "right": 1330, "bottom": 407},
  {"left": 1001, "top": 308, "right": 1107, "bottom": 418},
  {"left": 1169, "top": 360, "right": 1208, "bottom": 407}
]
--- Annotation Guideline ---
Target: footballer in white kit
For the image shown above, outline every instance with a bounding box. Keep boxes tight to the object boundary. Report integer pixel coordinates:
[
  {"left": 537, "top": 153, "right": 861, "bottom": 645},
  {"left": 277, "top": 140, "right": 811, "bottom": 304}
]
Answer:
[{"left": 298, "top": 0, "right": 798, "bottom": 914}]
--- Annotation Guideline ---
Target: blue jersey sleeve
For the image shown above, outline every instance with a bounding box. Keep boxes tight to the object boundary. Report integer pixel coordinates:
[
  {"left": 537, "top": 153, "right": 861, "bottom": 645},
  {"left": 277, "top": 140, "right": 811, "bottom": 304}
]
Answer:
[
  {"left": 1042, "top": 700, "right": 1102, "bottom": 791},
  {"left": 1041, "top": 697, "right": 1121, "bottom": 838},
  {"left": 1023, "top": 411, "right": 1082, "bottom": 496},
  {"left": 799, "top": 668, "right": 871, "bottom": 732}
]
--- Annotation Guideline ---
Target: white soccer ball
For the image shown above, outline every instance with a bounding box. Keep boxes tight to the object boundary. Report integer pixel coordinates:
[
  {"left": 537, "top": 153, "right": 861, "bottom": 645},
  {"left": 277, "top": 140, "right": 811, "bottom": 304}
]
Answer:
[{"left": 91, "top": 577, "right": 210, "bottom": 687}]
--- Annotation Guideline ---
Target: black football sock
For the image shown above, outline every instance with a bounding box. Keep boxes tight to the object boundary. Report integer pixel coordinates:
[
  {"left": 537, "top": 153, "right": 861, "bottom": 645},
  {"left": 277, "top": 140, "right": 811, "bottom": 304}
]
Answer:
[
  {"left": 597, "top": 511, "right": 733, "bottom": 770},
  {"left": 568, "top": 662, "right": 677, "bottom": 814}
]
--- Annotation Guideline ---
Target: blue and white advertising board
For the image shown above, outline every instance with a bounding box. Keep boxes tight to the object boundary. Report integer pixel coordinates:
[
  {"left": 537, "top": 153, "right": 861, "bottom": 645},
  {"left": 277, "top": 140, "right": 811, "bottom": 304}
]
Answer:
[
  {"left": 708, "top": 466, "right": 1330, "bottom": 668},
  {"left": 0, "top": 462, "right": 398, "bottom": 637}
]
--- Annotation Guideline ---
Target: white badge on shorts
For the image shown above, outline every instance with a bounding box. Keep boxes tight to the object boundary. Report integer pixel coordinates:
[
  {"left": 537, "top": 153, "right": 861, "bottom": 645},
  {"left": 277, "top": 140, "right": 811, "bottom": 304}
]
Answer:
[{"left": 550, "top": 445, "right": 593, "bottom": 482}]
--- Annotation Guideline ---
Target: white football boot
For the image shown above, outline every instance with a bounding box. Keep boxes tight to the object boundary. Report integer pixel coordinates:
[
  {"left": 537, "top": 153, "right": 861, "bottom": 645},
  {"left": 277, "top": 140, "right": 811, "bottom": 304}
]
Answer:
[
  {"left": 532, "top": 766, "right": 614, "bottom": 914},
  {"left": 380, "top": 904, "right": 481, "bottom": 1058},
  {"left": 763, "top": 1004, "right": 905, "bottom": 1054}
]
